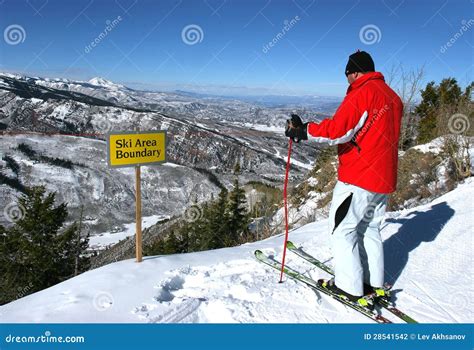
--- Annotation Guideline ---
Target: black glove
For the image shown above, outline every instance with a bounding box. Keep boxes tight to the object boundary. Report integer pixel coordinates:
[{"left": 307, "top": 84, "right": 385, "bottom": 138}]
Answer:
[{"left": 285, "top": 114, "right": 308, "bottom": 143}]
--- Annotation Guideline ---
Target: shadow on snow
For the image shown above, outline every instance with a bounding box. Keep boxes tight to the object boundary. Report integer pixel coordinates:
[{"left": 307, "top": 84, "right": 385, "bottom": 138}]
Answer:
[{"left": 383, "top": 201, "right": 454, "bottom": 285}]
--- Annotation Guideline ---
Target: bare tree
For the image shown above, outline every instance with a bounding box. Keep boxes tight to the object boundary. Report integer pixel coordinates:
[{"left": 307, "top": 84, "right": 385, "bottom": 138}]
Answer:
[{"left": 386, "top": 63, "right": 425, "bottom": 150}]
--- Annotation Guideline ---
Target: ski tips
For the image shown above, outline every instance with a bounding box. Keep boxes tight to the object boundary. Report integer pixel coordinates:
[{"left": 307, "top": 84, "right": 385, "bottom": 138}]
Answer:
[{"left": 286, "top": 241, "right": 296, "bottom": 249}]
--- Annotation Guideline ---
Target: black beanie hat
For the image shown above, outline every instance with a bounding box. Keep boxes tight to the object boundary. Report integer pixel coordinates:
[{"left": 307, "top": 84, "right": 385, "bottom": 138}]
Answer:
[{"left": 345, "top": 50, "right": 375, "bottom": 76}]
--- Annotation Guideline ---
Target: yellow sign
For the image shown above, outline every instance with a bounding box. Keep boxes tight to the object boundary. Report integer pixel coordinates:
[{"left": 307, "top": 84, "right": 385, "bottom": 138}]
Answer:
[{"left": 107, "top": 131, "right": 166, "bottom": 167}]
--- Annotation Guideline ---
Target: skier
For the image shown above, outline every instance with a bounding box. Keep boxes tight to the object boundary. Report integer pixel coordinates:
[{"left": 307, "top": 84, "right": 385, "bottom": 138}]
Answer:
[{"left": 285, "top": 50, "right": 403, "bottom": 303}]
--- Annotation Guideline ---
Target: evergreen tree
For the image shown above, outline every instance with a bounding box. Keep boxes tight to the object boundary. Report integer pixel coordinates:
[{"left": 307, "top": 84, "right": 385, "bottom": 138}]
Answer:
[
  {"left": 145, "top": 183, "right": 253, "bottom": 255},
  {"left": 73, "top": 206, "right": 90, "bottom": 276},
  {"left": 416, "top": 81, "right": 439, "bottom": 144},
  {"left": 462, "top": 82, "right": 474, "bottom": 102},
  {"left": 164, "top": 231, "right": 180, "bottom": 254},
  {"left": 184, "top": 207, "right": 202, "bottom": 252},
  {"left": 233, "top": 161, "right": 241, "bottom": 175},
  {"left": 177, "top": 230, "right": 190, "bottom": 253},
  {"left": 0, "top": 186, "right": 90, "bottom": 305},
  {"left": 178, "top": 221, "right": 192, "bottom": 253},
  {"left": 200, "top": 202, "right": 212, "bottom": 249},
  {"left": 226, "top": 178, "right": 249, "bottom": 245},
  {"left": 416, "top": 78, "right": 471, "bottom": 144},
  {"left": 143, "top": 239, "right": 166, "bottom": 255},
  {"left": 54, "top": 221, "right": 90, "bottom": 280},
  {"left": 206, "top": 188, "right": 229, "bottom": 249},
  {"left": 438, "top": 78, "right": 462, "bottom": 106}
]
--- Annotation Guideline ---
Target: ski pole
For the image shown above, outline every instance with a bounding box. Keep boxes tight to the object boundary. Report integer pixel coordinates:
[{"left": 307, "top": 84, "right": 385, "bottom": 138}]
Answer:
[{"left": 279, "top": 137, "right": 293, "bottom": 283}]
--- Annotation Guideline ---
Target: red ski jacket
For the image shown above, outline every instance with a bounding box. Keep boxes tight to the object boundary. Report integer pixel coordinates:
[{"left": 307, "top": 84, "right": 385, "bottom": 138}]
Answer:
[{"left": 307, "top": 72, "right": 403, "bottom": 194}]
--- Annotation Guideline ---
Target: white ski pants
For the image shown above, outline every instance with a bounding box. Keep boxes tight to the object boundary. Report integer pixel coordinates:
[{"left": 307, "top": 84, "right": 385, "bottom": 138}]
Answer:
[{"left": 329, "top": 181, "right": 387, "bottom": 296}]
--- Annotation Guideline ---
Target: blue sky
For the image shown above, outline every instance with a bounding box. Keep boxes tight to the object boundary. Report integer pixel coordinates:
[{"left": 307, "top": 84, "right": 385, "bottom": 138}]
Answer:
[{"left": 0, "top": 0, "right": 472, "bottom": 97}]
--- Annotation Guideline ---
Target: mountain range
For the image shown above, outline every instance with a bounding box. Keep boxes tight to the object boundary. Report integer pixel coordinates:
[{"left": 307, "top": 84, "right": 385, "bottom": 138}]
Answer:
[{"left": 0, "top": 72, "right": 340, "bottom": 237}]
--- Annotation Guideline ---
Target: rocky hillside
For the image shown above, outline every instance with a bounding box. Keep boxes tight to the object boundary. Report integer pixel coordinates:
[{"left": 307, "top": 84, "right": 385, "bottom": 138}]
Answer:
[{"left": 0, "top": 73, "right": 330, "bottom": 234}]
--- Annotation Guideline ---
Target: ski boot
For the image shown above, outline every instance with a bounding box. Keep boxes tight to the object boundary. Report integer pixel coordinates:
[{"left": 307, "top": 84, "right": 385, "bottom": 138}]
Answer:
[
  {"left": 318, "top": 278, "right": 375, "bottom": 310},
  {"left": 364, "top": 283, "right": 392, "bottom": 299}
]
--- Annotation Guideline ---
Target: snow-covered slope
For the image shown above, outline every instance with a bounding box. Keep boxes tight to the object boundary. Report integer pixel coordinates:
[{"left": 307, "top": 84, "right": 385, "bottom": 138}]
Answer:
[{"left": 1, "top": 179, "right": 472, "bottom": 323}]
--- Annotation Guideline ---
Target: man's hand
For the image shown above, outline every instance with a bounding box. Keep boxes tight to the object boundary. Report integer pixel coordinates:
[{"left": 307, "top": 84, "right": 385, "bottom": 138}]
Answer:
[{"left": 285, "top": 114, "right": 308, "bottom": 143}]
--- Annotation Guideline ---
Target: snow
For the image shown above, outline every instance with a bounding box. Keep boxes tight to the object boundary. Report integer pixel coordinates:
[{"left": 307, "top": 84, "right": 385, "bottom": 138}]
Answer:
[
  {"left": 163, "top": 162, "right": 183, "bottom": 168},
  {"left": 271, "top": 145, "right": 314, "bottom": 171},
  {"left": 307, "top": 176, "right": 318, "bottom": 187},
  {"left": 283, "top": 155, "right": 313, "bottom": 170},
  {"left": 410, "top": 136, "right": 474, "bottom": 198},
  {"left": 51, "top": 104, "right": 70, "bottom": 120},
  {"left": 0, "top": 72, "right": 24, "bottom": 79},
  {"left": 243, "top": 122, "right": 283, "bottom": 133},
  {"left": 0, "top": 179, "right": 472, "bottom": 323},
  {"left": 88, "top": 215, "right": 169, "bottom": 250},
  {"left": 411, "top": 136, "right": 445, "bottom": 154},
  {"left": 88, "top": 77, "right": 125, "bottom": 90}
]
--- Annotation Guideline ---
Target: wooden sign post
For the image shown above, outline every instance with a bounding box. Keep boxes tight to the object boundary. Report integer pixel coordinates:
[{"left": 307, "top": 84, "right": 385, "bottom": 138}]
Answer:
[
  {"left": 107, "top": 131, "right": 167, "bottom": 263},
  {"left": 135, "top": 165, "right": 142, "bottom": 262}
]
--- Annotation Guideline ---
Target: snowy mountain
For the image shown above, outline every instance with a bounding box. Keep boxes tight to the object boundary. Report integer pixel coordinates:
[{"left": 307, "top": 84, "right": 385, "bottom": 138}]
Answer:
[
  {"left": 1, "top": 178, "right": 472, "bottom": 323},
  {"left": 0, "top": 72, "right": 317, "bottom": 176},
  {"left": 0, "top": 72, "right": 324, "bottom": 235},
  {"left": 0, "top": 72, "right": 336, "bottom": 126},
  {"left": 87, "top": 77, "right": 126, "bottom": 90}
]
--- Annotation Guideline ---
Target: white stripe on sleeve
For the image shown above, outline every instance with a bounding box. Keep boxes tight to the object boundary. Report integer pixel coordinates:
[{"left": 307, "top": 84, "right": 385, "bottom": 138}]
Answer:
[{"left": 308, "top": 110, "right": 368, "bottom": 145}]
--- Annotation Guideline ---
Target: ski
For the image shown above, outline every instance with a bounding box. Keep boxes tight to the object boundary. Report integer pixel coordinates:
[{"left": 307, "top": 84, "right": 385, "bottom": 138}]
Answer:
[
  {"left": 286, "top": 241, "right": 334, "bottom": 275},
  {"left": 254, "top": 250, "right": 392, "bottom": 324},
  {"left": 286, "top": 241, "right": 418, "bottom": 323}
]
